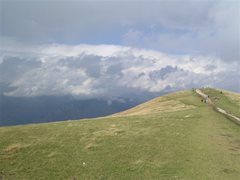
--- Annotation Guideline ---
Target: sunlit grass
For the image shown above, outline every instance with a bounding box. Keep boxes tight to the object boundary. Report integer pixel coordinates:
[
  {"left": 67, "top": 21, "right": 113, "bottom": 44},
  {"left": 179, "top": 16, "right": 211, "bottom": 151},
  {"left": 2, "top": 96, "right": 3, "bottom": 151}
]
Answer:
[
  {"left": 0, "top": 90, "right": 240, "bottom": 179},
  {"left": 202, "top": 88, "right": 240, "bottom": 117}
]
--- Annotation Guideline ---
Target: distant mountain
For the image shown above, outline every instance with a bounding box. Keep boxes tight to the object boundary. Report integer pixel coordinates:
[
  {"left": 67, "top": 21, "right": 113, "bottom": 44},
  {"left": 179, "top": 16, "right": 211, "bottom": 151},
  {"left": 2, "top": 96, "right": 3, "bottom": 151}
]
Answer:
[
  {"left": 0, "top": 95, "right": 140, "bottom": 126},
  {"left": 1, "top": 89, "right": 240, "bottom": 179}
]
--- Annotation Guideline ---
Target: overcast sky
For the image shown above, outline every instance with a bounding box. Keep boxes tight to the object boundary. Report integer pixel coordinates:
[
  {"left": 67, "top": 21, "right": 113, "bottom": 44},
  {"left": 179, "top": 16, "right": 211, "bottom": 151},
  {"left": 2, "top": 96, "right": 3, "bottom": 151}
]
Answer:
[{"left": 0, "top": 0, "right": 239, "bottom": 99}]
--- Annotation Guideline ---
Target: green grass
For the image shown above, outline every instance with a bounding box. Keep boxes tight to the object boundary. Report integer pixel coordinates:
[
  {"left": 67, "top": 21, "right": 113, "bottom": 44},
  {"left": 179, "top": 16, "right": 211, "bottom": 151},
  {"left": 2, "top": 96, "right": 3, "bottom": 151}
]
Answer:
[
  {"left": 0, "top": 90, "right": 240, "bottom": 179},
  {"left": 113, "top": 90, "right": 196, "bottom": 116},
  {"left": 201, "top": 88, "right": 240, "bottom": 117}
]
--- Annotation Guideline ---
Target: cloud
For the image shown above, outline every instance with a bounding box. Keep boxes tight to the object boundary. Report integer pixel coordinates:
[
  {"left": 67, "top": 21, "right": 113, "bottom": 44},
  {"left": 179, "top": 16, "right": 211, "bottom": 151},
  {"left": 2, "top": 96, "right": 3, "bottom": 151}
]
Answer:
[
  {"left": 1, "top": 0, "right": 239, "bottom": 62},
  {"left": 0, "top": 43, "right": 238, "bottom": 100}
]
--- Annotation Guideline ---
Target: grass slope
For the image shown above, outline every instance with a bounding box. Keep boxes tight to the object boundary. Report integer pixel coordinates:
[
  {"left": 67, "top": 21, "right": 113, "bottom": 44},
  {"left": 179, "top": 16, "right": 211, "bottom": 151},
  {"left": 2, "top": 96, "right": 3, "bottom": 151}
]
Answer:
[
  {"left": 202, "top": 88, "right": 240, "bottom": 117},
  {"left": 0, "top": 90, "right": 240, "bottom": 180},
  {"left": 113, "top": 90, "right": 196, "bottom": 116}
]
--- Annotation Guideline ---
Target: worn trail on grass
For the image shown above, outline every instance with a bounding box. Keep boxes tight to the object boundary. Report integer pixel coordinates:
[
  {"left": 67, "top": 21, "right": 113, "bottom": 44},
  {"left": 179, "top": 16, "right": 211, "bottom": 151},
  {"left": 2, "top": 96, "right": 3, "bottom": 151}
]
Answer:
[{"left": 195, "top": 89, "right": 240, "bottom": 125}]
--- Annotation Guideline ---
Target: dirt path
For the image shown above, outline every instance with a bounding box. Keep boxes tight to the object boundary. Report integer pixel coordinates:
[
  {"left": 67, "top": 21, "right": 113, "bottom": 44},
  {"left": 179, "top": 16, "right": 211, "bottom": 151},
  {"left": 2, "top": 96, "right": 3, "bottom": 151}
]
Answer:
[
  {"left": 195, "top": 89, "right": 240, "bottom": 125},
  {"left": 195, "top": 89, "right": 214, "bottom": 104}
]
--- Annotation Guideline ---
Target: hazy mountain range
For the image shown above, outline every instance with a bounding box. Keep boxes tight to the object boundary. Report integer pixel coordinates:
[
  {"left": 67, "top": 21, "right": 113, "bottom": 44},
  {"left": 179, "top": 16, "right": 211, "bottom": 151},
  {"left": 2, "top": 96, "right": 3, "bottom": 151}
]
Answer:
[{"left": 0, "top": 95, "right": 140, "bottom": 126}]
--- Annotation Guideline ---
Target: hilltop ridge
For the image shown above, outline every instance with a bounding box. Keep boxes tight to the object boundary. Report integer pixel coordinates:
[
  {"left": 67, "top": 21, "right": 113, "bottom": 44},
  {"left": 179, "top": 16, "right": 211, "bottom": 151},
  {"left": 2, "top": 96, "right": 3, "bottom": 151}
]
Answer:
[
  {"left": 113, "top": 90, "right": 196, "bottom": 116},
  {"left": 0, "top": 88, "right": 240, "bottom": 180}
]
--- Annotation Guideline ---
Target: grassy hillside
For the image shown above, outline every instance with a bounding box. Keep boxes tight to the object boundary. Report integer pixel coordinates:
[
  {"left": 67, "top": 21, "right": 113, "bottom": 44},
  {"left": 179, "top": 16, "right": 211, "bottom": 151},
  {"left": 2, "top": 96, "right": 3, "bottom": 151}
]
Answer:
[
  {"left": 113, "top": 90, "right": 196, "bottom": 116},
  {"left": 202, "top": 88, "right": 240, "bottom": 117},
  {"left": 0, "top": 90, "right": 240, "bottom": 180}
]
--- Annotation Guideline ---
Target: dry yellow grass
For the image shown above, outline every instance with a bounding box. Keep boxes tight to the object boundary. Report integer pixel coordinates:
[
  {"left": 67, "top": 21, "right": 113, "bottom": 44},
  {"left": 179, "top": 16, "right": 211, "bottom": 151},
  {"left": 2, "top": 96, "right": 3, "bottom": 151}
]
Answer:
[
  {"left": 3, "top": 143, "right": 27, "bottom": 154},
  {"left": 113, "top": 91, "right": 195, "bottom": 117}
]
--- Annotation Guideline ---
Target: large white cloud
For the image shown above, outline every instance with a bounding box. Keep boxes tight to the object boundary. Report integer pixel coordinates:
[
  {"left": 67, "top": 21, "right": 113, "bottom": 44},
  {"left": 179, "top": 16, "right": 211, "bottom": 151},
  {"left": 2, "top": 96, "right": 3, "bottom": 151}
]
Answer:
[{"left": 0, "top": 43, "right": 238, "bottom": 99}]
